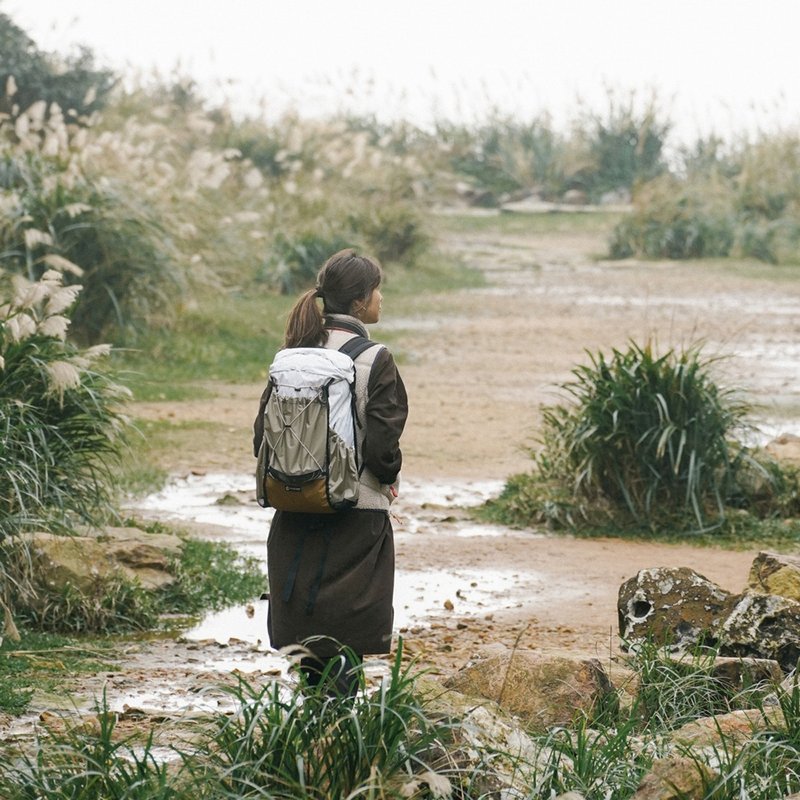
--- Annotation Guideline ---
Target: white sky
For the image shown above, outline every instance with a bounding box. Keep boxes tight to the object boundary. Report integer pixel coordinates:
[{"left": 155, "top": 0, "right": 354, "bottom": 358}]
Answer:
[{"left": 6, "top": 0, "right": 800, "bottom": 143}]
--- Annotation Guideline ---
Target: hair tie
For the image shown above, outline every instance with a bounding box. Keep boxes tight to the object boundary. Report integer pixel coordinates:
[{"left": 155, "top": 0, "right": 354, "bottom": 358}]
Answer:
[{"left": 314, "top": 286, "right": 323, "bottom": 298}]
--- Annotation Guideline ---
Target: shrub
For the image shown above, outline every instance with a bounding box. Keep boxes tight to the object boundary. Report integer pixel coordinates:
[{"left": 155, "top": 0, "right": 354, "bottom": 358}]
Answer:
[
  {"left": 571, "top": 88, "right": 669, "bottom": 201},
  {"left": 532, "top": 341, "right": 769, "bottom": 531},
  {"left": 609, "top": 174, "right": 735, "bottom": 259},
  {"left": 0, "top": 270, "right": 129, "bottom": 538},
  {"left": 0, "top": 106, "right": 184, "bottom": 344},
  {"left": 350, "top": 201, "right": 429, "bottom": 264},
  {"left": 259, "top": 230, "right": 355, "bottom": 294}
]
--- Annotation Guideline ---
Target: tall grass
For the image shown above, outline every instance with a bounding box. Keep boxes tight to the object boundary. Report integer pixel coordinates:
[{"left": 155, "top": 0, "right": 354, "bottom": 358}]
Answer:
[
  {"left": 0, "top": 270, "right": 129, "bottom": 538},
  {"left": 537, "top": 341, "right": 758, "bottom": 530},
  {"left": 0, "top": 102, "right": 185, "bottom": 344},
  {"left": 611, "top": 131, "right": 800, "bottom": 264},
  {"left": 484, "top": 341, "right": 798, "bottom": 536},
  {"left": 203, "top": 643, "right": 447, "bottom": 798}
]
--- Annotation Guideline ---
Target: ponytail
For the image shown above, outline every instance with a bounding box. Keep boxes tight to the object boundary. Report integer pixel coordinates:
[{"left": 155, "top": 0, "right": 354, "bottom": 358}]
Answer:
[
  {"left": 283, "top": 288, "right": 326, "bottom": 348},
  {"left": 282, "top": 248, "right": 382, "bottom": 348}
]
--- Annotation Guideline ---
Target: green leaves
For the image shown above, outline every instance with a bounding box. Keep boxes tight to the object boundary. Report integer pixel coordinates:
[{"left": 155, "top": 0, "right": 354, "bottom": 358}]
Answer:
[{"left": 537, "top": 342, "right": 756, "bottom": 531}]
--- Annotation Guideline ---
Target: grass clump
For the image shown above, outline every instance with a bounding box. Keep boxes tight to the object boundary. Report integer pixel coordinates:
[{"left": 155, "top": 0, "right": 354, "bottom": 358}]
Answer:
[
  {"left": 205, "top": 644, "right": 447, "bottom": 798},
  {"left": 0, "top": 270, "right": 130, "bottom": 538},
  {"left": 484, "top": 340, "right": 800, "bottom": 538}
]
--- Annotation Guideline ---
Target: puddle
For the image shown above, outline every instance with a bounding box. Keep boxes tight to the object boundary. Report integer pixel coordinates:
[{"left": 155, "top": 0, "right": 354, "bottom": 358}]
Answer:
[{"left": 131, "top": 473, "right": 528, "bottom": 651}]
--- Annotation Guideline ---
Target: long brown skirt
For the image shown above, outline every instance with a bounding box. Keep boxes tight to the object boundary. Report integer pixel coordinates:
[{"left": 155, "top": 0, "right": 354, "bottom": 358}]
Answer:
[{"left": 266, "top": 508, "right": 394, "bottom": 657}]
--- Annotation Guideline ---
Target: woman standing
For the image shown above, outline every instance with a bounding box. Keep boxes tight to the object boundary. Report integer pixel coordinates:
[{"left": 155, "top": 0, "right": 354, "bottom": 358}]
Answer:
[{"left": 253, "top": 249, "right": 408, "bottom": 695}]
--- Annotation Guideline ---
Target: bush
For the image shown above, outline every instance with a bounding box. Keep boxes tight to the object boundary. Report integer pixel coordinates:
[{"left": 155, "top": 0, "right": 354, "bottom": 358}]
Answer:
[
  {"left": 609, "top": 175, "right": 735, "bottom": 259},
  {"left": 0, "top": 107, "right": 184, "bottom": 344},
  {"left": 0, "top": 271, "right": 129, "bottom": 538},
  {"left": 528, "top": 341, "right": 774, "bottom": 531},
  {"left": 259, "top": 230, "right": 355, "bottom": 294},
  {"left": 350, "top": 201, "right": 429, "bottom": 264}
]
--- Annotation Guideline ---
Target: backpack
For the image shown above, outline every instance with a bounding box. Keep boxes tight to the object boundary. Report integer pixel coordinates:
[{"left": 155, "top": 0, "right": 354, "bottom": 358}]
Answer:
[{"left": 255, "top": 336, "right": 378, "bottom": 513}]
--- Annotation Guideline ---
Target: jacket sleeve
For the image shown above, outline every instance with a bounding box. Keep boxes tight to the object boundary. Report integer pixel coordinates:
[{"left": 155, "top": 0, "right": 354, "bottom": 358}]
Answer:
[
  {"left": 363, "top": 348, "right": 408, "bottom": 485},
  {"left": 252, "top": 382, "right": 272, "bottom": 457}
]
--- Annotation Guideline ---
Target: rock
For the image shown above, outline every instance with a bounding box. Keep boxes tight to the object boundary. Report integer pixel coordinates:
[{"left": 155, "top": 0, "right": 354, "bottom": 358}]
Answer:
[
  {"left": 749, "top": 551, "right": 800, "bottom": 602},
  {"left": 555, "top": 793, "right": 587, "bottom": 800},
  {"left": 443, "top": 651, "right": 617, "bottom": 732},
  {"left": 618, "top": 567, "right": 735, "bottom": 650},
  {"left": 719, "top": 591, "right": 800, "bottom": 672},
  {"left": 765, "top": 433, "right": 800, "bottom": 465},
  {"left": 415, "top": 678, "right": 550, "bottom": 796},
  {"left": 671, "top": 706, "right": 784, "bottom": 749},
  {"left": 22, "top": 526, "right": 183, "bottom": 592},
  {"left": 709, "top": 656, "right": 783, "bottom": 689},
  {"left": 631, "top": 755, "right": 716, "bottom": 800}
]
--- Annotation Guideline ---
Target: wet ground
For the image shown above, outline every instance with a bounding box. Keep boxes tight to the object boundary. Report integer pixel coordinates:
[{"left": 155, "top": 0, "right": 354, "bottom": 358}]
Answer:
[{"left": 11, "top": 212, "right": 800, "bottom": 734}]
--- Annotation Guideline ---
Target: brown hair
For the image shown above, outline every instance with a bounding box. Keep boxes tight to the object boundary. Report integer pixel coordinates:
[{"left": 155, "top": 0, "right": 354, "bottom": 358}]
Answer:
[{"left": 283, "top": 249, "right": 383, "bottom": 348}]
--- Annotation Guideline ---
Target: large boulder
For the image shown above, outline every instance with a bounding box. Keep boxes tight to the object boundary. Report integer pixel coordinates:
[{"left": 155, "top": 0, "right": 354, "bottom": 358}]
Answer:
[
  {"left": 670, "top": 706, "right": 785, "bottom": 749},
  {"left": 719, "top": 591, "right": 800, "bottom": 672},
  {"left": 618, "top": 567, "right": 736, "bottom": 650},
  {"left": 22, "top": 526, "right": 183, "bottom": 591},
  {"left": 443, "top": 651, "right": 617, "bottom": 732},
  {"left": 748, "top": 551, "right": 800, "bottom": 602}
]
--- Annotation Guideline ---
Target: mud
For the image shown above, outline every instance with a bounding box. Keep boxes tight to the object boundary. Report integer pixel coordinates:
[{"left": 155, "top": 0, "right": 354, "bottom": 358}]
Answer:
[{"left": 15, "top": 212, "right": 800, "bottom": 730}]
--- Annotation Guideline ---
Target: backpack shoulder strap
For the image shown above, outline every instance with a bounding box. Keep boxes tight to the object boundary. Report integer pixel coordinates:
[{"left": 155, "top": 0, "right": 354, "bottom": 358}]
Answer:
[{"left": 338, "top": 335, "right": 380, "bottom": 362}]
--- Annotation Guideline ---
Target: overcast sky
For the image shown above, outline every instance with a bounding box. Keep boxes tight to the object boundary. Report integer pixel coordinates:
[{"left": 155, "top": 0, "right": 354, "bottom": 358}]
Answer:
[{"left": 6, "top": 0, "right": 800, "bottom": 142}]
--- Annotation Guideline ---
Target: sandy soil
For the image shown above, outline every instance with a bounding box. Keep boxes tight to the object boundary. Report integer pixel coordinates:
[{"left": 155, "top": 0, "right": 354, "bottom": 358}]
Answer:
[{"left": 125, "top": 213, "right": 800, "bottom": 680}]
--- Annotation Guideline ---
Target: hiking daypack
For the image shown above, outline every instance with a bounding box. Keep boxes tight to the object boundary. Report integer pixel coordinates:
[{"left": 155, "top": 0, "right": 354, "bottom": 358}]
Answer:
[{"left": 255, "top": 336, "right": 378, "bottom": 513}]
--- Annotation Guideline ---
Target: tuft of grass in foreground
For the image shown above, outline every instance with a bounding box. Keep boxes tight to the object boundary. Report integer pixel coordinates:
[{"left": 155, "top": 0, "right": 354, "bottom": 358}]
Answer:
[
  {"left": 0, "top": 644, "right": 454, "bottom": 799},
  {"left": 4, "top": 640, "right": 800, "bottom": 799}
]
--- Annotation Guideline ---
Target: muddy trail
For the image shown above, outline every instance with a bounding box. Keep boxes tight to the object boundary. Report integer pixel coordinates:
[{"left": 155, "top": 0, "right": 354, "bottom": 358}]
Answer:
[{"left": 17, "top": 212, "right": 800, "bottom": 730}]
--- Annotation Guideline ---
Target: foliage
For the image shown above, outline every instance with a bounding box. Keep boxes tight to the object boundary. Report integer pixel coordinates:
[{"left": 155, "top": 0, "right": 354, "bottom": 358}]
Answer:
[
  {"left": 0, "top": 695, "right": 188, "bottom": 799},
  {"left": 631, "top": 640, "right": 766, "bottom": 731},
  {"left": 573, "top": 88, "right": 669, "bottom": 200},
  {"left": 159, "top": 537, "right": 265, "bottom": 615},
  {"left": 0, "top": 631, "right": 116, "bottom": 715},
  {"left": 351, "top": 201, "right": 430, "bottom": 264},
  {"left": 537, "top": 341, "right": 758, "bottom": 530},
  {"left": 0, "top": 531, "right": 265, "bottom": 636},
  {"left": 0, "top": 270, "right": 129, "bottom": 538},
  {"left": 203, "top": 643, "right": 447, "bottom": 798},
  {"left": 611, "top": 131, "right": 800, "bottom": 264},
  {"left": 0, "top": 104, "right": 185, "bottom": 344},
  {"left": 0, "top": 12, "right": 115, "bottom": 119},
  {"left": 609, "top": 174, "right": 735, "bottom": 259},
  {"left": 259, "top": 230, "right": 354, "bottom": 294},
  {"left": 484, "top": 341, "right": 800, "bottom": 536}
]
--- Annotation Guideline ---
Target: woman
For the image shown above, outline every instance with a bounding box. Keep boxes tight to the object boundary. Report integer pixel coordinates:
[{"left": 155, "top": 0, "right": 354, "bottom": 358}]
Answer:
[{"left": 253, "top": 249, "right": 408, "bottom": 696}]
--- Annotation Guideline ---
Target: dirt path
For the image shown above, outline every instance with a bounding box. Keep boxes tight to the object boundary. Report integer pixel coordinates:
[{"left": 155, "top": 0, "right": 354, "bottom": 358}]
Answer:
[{"left": 129, "top": 213, "right": 800, "bottom": 677}]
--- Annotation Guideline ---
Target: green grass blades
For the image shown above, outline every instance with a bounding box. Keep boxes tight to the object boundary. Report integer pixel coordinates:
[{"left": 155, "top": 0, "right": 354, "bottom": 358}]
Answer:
[
  {"left": 0, "top": 695, "right": 190, "bottom": 799},
  {"left": 0, "top": 631, "right": 117, "bottom": 715},
  {"left": 203, "top": 642, "right": 449, "bottom": 798}
]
